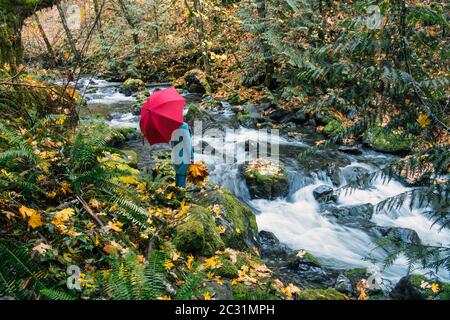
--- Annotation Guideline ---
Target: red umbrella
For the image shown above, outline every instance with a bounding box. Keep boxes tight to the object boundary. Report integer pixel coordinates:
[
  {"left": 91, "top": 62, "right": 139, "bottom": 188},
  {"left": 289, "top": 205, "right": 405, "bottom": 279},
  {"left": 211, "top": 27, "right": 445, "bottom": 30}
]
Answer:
[{"left": 139, "top": 87, "right": 186, "bottom": 145}]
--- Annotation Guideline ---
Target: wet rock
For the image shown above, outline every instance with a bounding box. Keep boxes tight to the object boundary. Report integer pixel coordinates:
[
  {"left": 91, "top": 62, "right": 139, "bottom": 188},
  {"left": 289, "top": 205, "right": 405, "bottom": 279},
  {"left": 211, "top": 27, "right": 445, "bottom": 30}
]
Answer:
[
  {"left": 335, "top": 273, "right": 353, "bottom": 294},
  {"left": 390, "top": 275, "right": 428, "bottom": 300},
  {"left": 242, "top": 159, "right": 289, "bottom": 200},
  {"left": 342, "top": 166, "right": 370, "bottom": 187},
  {"left": 237, "top": 112, "right": 260, "bottom": 128},
  {"left": 313, "top": 185, "right": 337, "bottom": 203},
  {"left": 370, "top": 226, "right": 421, "bottom": 245},
  {"left": 258, "top": 231, "right": 294, "bottom": 259},
  {"left": 329, "top": 203, "right": 374, "bottom": 222},
  {"left": 326, "top": 164, "right": 343, "bottom": 186},
  {"left": 338, "top": 145, "right": 363, "bottom": 155},
  {"left": 268, "top": 108, "right": 290, "bottom": 122},
  {"left": 243, "top": 103, "right": 261, "bottom": 117},
  {"left": 390, "top": 274, "right": 450, "bottom": 300},
  {"left": 184, "top": 104, "right": 217, "bottom": 132},
  {"left": 296, "top": 149, "right": 352, "bottom": 181},
  {"left": 288, "top": 260, "right": 335, "bottom": 288}
]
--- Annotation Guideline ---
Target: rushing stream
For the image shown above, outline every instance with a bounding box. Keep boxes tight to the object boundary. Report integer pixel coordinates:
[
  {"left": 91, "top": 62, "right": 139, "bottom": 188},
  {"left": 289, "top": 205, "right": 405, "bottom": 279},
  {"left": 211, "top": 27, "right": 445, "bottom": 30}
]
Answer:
[{"left": 75, "top": 77, "right": 449, "bottom": 285}]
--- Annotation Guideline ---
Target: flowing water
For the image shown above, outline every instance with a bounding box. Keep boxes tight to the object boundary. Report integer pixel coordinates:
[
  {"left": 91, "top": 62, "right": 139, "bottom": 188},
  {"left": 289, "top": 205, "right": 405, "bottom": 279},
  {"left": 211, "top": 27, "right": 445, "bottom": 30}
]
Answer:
[{"left": 76, "top": 77, "right": 449, "bottom": 284}]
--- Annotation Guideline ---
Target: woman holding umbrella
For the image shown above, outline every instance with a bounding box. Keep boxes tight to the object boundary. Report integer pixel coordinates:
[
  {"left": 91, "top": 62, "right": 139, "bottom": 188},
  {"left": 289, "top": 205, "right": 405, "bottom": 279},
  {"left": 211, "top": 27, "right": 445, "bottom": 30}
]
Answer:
[{"left": 139, "top": 87, "right": 194, "bottom": 187}]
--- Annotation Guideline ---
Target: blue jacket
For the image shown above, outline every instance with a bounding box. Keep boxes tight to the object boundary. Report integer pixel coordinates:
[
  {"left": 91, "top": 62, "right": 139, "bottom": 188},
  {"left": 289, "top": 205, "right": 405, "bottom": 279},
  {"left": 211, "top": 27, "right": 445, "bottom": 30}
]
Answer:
[{"left": 171, "top": 122, "right": 194, "bottom": 175}]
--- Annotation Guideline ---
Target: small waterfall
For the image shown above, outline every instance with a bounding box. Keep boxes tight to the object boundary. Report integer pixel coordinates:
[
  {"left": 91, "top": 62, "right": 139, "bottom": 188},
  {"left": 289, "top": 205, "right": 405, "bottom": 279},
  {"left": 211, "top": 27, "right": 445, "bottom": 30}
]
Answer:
[{"left": 79, "top": 77, "right": 450, "bottom": 283}]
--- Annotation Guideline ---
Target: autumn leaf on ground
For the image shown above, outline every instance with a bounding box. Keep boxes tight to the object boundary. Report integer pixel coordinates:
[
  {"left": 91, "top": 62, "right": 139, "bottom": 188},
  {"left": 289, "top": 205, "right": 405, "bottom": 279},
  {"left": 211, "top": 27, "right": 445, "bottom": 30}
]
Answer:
[
  {"left": 203, "top": 292, "right": 212, "bottom": 300},
  {"left": 185, "top": 255, "right": 194, "bottom": 270},
  {"left": 417, "top": 114, "right": 431, "bottom": 128},
  {"left": 54, "top": 208, "right": 75, "bottom": 222},
  {"left": 107, "top": 220, "right": 123, "bottom": 232},
  {"left": 28, "top": 212, "right": 43, "bottom": 229},
  {"left": 164, "top": 259, "right": 175, "bottom": 270},
  {"left": 19, "top": 205, "right": 37, "bottom": 219}
]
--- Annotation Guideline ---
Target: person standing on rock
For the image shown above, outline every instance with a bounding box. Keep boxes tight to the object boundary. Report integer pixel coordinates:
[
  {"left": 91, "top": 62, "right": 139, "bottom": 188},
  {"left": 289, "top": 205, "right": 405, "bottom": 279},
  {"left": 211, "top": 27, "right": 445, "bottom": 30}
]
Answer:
[
  {"left": 170, "top": 122, "right": 194, "bottom": 187},
  {"left": 139, "top": 87, "right": 194, "bottom": 188}
]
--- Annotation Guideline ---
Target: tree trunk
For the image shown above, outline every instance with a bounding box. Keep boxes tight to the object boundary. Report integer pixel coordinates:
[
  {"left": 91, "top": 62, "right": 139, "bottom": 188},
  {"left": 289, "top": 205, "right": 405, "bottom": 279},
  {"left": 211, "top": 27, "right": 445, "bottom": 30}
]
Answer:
[
  {"left": 56, "top": 3, "right": 80, "bottom": 60},
  {"left": 33, "top": 13, "right": 57, "bottom": 64},
  {"left": 92, "top": 0, "right": 109, "bottom": 57},
  {"left": 117, "top": 0, "right": 141, "bottom": 56},
  {"left": 0, "top": 0, "right": 61, "bottom": 71},
  {"left": 193, "top": 0, "right": 211, "bottom": 77},
  {"left": 256, "top": 0, "right": 275, "bottom": 89}
]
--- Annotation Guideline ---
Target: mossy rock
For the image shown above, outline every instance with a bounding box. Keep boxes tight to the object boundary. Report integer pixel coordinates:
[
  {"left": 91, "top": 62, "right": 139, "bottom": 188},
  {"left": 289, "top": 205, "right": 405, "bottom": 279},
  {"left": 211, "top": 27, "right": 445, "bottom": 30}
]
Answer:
[
  {"left": 184, "top": 104, "right": 214, "bottom": 129},
  {"left": 192, "top": 186, "right": 258, "bottom": 251},
  {"left": 173, "top": 205, "right": 224, "bottom": 256},
  {"left": 121, "top": 78, "right": 146, "bottom": 95},
  {"left": 343, "top": 267, "right": 367, "bottom": 279},
  {"left": 390, "top": 274, "right": 450, "bottom": 300},
  {"left": 236, "top": 112, "right": 259, "bottom": 128},
  {"left": 183, "top": 69, "right": 211, "bottom": 95},
  {"left": 363, "top": 125, "right": 414, "bottom": 154},
  {"left": 303, "top": 251, "right": 322, "bottom": 267},
  {"left": 217, "top": 259, "right": 239, "bottom": 279},
  {"left": 296, "top": 289, "right": 348, "bottom": 300},
  {"left": 243, "top": 159, "right": 289, "bottom": 200},
  {"left": 232, "top": 283, "right": 277, "bottom": 300},
  {"left": 323, "top": 119, "right": 346, "bottom": 137}
]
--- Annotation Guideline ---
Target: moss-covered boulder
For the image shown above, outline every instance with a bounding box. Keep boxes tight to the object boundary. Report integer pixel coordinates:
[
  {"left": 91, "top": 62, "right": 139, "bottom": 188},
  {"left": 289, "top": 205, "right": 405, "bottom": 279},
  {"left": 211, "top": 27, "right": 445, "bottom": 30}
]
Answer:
[
  {"left": 184, "top": 104, "right": 215, "bottom": 130},
  {"left": 242, "top": 158, "right": 289, "bottom": 200},
  {"left": 390, "top": 274, "right": 450, "bottom": 300},
  {"left": 120, "top": 78, "right": 146, "bottom": 96},
  {"left": 183, "top": 69, "right": 211, "bottom": 95},
  {"left": 237, "top": 112, "right": 260, "bottom": 128},
  {"left": 173, "top": 205, "right": 225, "bottom": 256},
  {"left": 363, "top": 125, "right": 415, "bottom": 154},
  {"left": 191, "top": 185, "right": 259, "bottom": 251},
  {"left": 296, "top": 289, "right": 348, "bottom": 300}
]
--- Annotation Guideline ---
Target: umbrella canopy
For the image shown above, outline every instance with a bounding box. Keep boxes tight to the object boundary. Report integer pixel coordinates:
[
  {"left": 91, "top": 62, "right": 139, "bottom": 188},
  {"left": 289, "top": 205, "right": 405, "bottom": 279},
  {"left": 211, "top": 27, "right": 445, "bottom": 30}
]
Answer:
[{"left": 139, "top": 87, "right": 186, "bottom": 145}]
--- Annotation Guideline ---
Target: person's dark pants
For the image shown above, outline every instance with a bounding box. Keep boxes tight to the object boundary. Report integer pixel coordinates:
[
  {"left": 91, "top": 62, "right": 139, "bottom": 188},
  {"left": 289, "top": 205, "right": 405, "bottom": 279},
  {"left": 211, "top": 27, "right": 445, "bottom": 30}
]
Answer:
[{"left": 175, "top": 174, "right": 187, "bottom": 188}]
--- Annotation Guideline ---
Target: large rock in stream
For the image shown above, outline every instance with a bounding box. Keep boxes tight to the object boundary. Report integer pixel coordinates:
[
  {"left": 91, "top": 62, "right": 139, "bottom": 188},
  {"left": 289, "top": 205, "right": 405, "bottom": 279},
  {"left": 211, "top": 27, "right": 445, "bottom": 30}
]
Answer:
[
  {"left": 120, "top": 78, "right": 146, "bottom": 96},
  {"left": 241, "top": 158, "right": 289, "bottom": 200}
]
